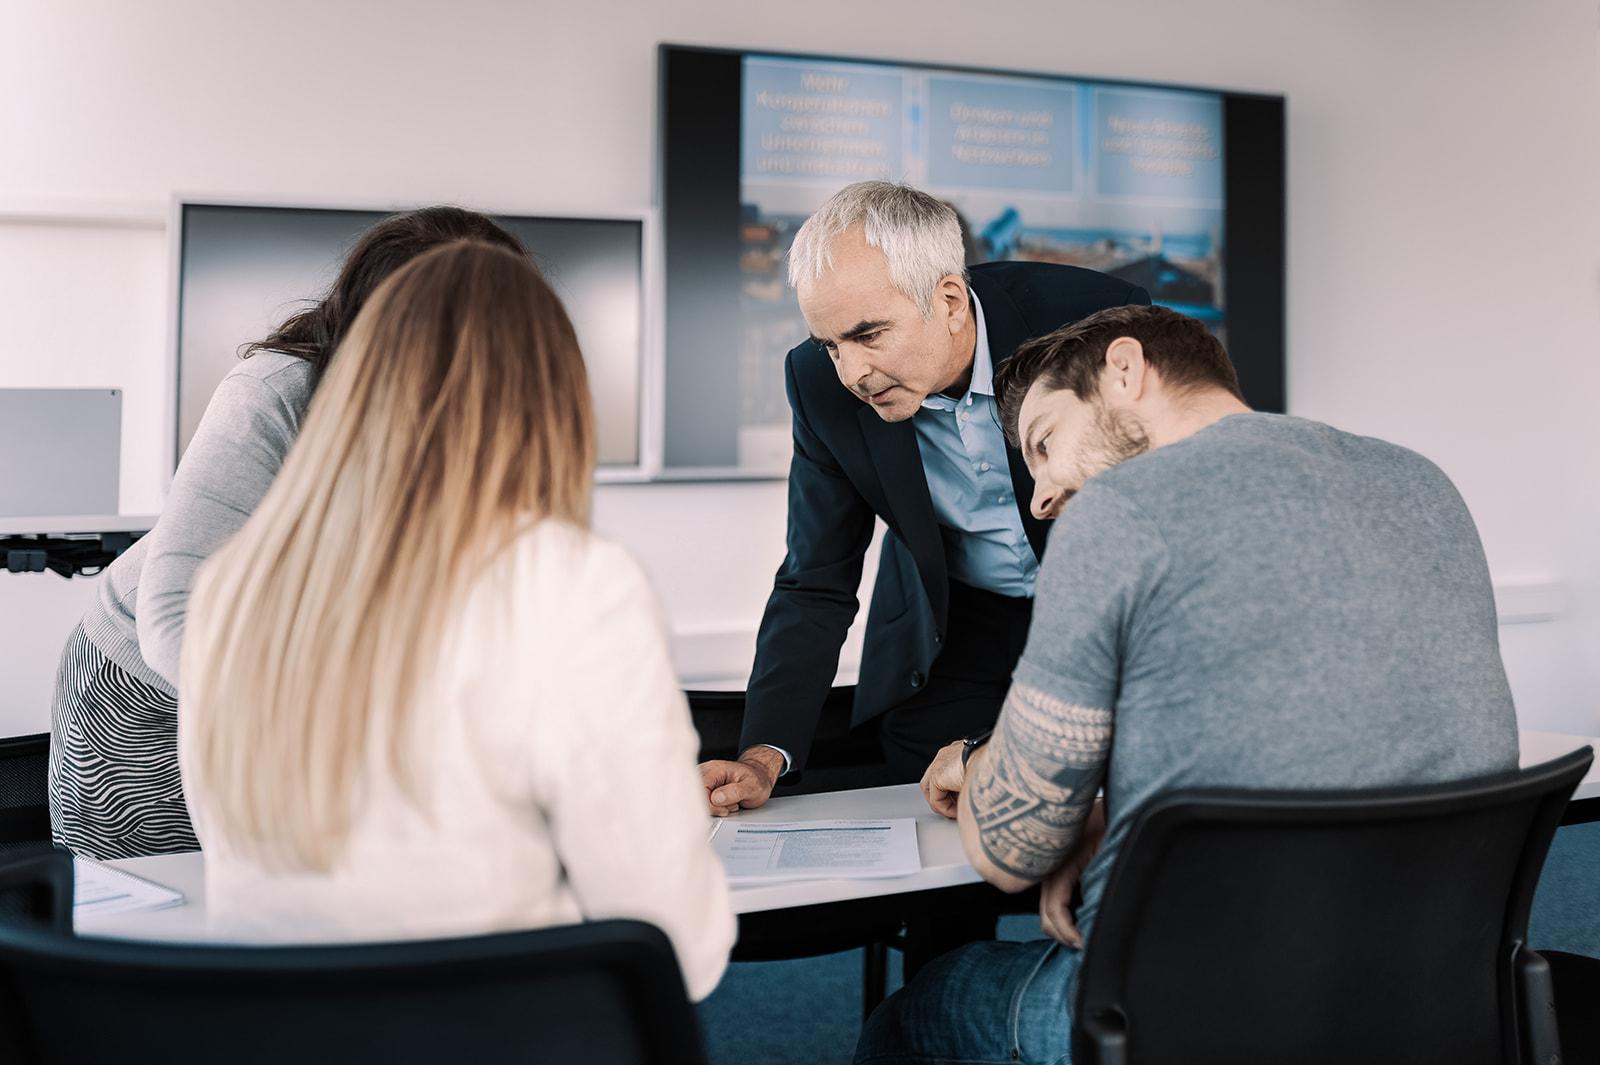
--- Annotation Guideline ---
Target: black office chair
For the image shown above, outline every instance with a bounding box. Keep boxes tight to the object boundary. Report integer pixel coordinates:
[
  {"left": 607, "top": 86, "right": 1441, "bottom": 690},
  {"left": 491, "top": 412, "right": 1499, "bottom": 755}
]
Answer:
[
  {"left": 0, "top": 849, "right": 71, "bottom": 930},
  {"left": 687, "top": 685, "right": 894, "bottom": 796},
  {"left": 0, "top": 849, "right": 73, "bottom": 1064},
  {"left": 0, "top": 734, "right": 53, "bottom": 860},
  {"left": 1073, "top": 747, "right": 1593, "bottom": 1065},
  {"left": 1544, "top": 949, "right": 1600, "bottom": 1063},
  {"left": 0, "top": 860, "right": 708, "bottom": 1065}
]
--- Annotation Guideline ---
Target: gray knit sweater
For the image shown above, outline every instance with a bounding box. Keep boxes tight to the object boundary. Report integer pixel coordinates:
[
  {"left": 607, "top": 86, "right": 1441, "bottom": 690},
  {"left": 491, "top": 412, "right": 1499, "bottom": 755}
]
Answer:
[{"left": 81, "top": 352, "right": 315, "bottom": 693}]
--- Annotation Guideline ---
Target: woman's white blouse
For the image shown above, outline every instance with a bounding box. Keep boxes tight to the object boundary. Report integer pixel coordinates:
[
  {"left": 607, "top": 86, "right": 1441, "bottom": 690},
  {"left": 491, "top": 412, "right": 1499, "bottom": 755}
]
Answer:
[{"left": 180, "top": 521, "right": 735, "bottom": 1000}]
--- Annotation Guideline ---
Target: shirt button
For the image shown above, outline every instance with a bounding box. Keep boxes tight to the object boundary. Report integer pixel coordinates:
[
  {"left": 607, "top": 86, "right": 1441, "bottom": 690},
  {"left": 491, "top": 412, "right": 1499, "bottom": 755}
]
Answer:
[
  {"left": 997, "top": 495, "right": 1006, "bottom": 504},
  {"left": 910, "top": 671, "right": 925, "bottom": 688},
  {"left": 980, "top": 461, "right": 991, "bottom": 472}
]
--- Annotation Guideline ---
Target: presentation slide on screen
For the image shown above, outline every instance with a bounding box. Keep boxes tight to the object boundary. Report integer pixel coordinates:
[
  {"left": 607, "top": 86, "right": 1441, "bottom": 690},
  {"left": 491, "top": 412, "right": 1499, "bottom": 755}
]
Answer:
[{"left": 733, "top": 54, "right": 1225, "bottom": 468}]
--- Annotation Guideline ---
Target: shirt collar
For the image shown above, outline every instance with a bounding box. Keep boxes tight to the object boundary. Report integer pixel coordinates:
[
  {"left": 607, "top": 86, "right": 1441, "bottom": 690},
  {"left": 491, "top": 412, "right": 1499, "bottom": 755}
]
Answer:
[
  {"left": 921, "top": 288, "right": 992, "bottom": 411},
  {"left": 969, "top": 289, "right": 994, "bottom": 398}
]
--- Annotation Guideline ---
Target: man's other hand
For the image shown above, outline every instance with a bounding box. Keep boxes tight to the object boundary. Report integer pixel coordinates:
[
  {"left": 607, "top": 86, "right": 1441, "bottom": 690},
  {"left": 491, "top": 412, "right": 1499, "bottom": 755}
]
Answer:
[
  {"left": 700, "top": 747, "right": 784, "bottom": 816},
  {"left": 920, "top": 740, "right": 967, "bottom": 819},
  {"left": 1039, "top": 799, "right": 1108, "bottom": 949}
]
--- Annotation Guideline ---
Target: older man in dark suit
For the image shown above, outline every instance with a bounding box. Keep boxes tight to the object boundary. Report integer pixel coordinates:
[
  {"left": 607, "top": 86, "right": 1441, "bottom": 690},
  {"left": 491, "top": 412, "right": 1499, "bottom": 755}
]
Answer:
[{"left": 700, "top": 181, "right": 1149, "bottom": 814}]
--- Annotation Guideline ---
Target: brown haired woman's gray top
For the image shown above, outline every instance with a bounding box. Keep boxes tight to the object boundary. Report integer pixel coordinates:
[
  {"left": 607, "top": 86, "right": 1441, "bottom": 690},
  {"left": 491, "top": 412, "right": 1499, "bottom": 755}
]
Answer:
[{"left": 50, "top": 352, "right": 313, "bottom": 860}]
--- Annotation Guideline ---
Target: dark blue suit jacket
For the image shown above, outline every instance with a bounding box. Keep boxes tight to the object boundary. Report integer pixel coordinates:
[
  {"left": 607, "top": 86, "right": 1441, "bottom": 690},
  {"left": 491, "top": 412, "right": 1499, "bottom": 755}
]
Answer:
[{"left": 739, "top": 261, "right": 1150, "bottom": 768}]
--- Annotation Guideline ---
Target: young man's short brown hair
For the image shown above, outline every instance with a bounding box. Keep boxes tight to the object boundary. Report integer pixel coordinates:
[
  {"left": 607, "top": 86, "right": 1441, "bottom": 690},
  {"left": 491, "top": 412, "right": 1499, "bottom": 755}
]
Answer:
[{"left": 994, "top": 304, "right": 1244, "bottom": 445}]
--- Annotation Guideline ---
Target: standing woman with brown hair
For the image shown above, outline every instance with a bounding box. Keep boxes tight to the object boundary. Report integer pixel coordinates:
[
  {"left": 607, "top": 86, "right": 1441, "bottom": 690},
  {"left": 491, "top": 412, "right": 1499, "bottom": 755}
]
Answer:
[
  {"left": 178, "top": 241, "right": 734, "bottom": 998},
  {"left": 49, "top": 207, "right": 529, "bottom": 860}
]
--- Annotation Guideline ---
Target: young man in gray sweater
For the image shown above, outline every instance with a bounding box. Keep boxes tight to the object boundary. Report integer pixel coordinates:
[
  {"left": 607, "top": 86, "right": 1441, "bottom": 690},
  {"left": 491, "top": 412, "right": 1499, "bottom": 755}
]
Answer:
[{"left": 858, "top": 303, "right": 1518, "bottom": 1063}]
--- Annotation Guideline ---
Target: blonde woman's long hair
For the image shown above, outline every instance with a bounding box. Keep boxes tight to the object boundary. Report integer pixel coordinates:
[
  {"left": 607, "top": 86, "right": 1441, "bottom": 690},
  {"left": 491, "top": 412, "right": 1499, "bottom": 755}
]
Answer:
[{"left": 184, "top": 240, "right": 596, "bottom": 870}]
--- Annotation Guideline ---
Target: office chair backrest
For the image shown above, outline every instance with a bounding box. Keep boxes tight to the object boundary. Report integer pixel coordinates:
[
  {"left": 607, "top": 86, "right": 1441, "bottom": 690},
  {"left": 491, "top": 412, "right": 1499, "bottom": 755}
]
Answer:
[
  {"left": 0, "top": 913, "right": 707, "bottom": 1065},
  {"left": 687, "top": 687, "right": 890, "bottom": 792},
  {"left": 686, "top": 689, "right": 748, "bottom": 760},
  {"left": 1074, "top": 748, "right": 1592, "bottom": 1065},
  {"left": 0, "top": 734, "right": 52, "bottom": 855},
  {"left": 0, "top": 849, "right": 73, "bottom": 1065},
  {"left": 0, "top": 850, "right": 71, "bottom": 930}
]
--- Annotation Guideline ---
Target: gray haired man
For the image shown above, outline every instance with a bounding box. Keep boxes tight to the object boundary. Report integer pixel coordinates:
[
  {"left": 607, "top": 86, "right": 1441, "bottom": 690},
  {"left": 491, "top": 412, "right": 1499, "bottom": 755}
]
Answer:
[{"left": 698, "top": 181, "right": 1149, "bottom": 815}]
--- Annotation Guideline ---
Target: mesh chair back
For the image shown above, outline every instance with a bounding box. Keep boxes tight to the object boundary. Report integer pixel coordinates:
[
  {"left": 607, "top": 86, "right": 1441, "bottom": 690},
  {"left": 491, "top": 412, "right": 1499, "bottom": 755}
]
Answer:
[
  {"left": 1074, "top": 748, "right": 1592, "bottom": 1065},
  {"left": 0, "top": 916, "right": 706, "bottom": 1065},
  {"left": 0, "top": 851, "right": 71, "bottom": 930},
  {"left": 0, "top": 735, "right": 51, "bottom": 850},
  {"left": 0, "top": 849, "right": 72, "bottom": 1065},
  {"left": 686, "top": 687, "right": 890, "bottom": 793}
]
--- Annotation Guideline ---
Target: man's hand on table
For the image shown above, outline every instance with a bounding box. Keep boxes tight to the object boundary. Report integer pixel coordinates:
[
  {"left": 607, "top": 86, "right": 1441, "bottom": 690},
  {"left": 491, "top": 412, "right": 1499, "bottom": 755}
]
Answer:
[
  {"left": 1038, "top": 798, "right": 1107, "bottom": 949},
  {"left": 920, "top": 740, "right": 967, "bottom": 819},
  {"left": 700, "top": 746, "right": 785, "bottom": 816}
]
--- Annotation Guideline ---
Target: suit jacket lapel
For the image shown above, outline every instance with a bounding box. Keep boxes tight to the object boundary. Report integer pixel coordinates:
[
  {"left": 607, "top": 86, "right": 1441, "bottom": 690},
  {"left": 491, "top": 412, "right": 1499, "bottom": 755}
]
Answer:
[
  {"left": 970, "top": 271, "right": 1051, "bottom": 562},
  {"left": 857, "top": 406, "right": 949, "bottom": 627}
]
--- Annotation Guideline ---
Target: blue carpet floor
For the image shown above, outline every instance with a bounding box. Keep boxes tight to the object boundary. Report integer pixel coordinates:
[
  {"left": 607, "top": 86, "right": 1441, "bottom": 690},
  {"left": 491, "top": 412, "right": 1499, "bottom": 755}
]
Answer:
[
  {"left": 1530, "top": 821, "right": 1600, "bottom": 956},
  {"left": 699, "top": 914, "right": 1038, "bottom": 1065}
]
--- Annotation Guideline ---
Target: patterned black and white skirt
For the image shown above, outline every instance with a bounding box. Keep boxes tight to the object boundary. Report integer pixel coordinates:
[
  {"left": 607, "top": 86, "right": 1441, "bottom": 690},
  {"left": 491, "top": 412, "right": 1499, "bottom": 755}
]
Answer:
[{"left": 48, "top": 624, "right": 199, "bottom": 860}]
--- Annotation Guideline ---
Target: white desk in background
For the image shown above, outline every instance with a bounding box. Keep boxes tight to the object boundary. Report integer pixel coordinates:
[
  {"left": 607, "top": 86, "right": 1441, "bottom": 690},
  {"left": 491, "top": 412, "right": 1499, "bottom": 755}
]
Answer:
[{"left": 76, "top": 729, "right": 1600, "bottom": 944}]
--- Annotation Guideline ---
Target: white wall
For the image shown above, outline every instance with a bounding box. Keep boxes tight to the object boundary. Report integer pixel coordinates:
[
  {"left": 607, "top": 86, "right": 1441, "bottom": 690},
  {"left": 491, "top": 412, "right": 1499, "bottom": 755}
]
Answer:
[{"left": 2, "top": 0, "right": 1597, "bottom": 738}]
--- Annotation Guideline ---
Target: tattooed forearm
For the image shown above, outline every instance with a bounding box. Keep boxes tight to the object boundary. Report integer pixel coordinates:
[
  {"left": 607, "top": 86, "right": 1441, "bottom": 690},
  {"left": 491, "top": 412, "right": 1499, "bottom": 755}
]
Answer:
[{"left": 965, "top": 681, "right": 1111, "bottom": 881}]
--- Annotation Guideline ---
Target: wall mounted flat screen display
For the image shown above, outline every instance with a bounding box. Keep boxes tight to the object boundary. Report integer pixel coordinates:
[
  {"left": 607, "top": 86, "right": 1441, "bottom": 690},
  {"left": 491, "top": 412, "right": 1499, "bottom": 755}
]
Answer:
[
  {"left": 661, "top": 45, "right": 1285, "bottom": 476},
  {"left": 175, "top": 203, "right": 645, "bottom": 471}
]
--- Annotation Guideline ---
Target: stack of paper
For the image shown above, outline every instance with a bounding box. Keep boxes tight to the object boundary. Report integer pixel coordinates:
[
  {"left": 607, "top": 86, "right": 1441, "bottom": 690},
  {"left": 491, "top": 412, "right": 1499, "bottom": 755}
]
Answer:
[
  {"left": 73, "top": 858, "right": 185, "bottom": 919},
  {"left": 710, "top": 818, "right": 921, "bottom": 883}
]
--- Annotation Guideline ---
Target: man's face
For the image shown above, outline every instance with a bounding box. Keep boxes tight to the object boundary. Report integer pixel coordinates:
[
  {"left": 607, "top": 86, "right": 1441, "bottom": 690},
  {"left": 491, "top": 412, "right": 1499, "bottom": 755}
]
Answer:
[
  {"left": 1016, "top": 376, "right": 1150, "bottom": 519},
  {"left": 796, "top": 227, "right": 968, "bottom": 423}
]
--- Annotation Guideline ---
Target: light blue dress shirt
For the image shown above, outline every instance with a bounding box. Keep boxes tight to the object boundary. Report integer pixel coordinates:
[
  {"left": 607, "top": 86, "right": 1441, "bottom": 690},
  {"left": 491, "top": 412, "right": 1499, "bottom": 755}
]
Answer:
[
  {"left": 757, "top": 292, "right": 1038, "bottom": 775},
  {"left": 912, "top": 291, "right": 1039, "bottom": 599}
]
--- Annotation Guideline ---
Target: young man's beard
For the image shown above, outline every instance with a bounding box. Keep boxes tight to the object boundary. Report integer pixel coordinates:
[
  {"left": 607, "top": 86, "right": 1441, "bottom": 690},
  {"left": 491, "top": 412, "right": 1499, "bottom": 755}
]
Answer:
[{"left": 1076, "top": 402, "right": 1151, "bottom": 483}]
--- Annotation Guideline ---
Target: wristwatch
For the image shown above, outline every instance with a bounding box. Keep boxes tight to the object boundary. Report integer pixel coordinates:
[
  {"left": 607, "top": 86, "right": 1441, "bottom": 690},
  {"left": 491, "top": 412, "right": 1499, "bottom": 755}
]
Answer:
[{"left": 961, "top": 728, "right": 994, "bottom": 768}]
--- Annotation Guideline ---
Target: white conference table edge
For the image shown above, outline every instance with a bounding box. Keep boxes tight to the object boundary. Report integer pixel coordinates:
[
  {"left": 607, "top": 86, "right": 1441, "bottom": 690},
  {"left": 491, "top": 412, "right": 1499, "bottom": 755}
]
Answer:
[
  {"left": 78, "top": 728, "right": 1600, "bottom": 944},
  {"left": 78, "top": 782, "right": 978, "bottom": 943}
]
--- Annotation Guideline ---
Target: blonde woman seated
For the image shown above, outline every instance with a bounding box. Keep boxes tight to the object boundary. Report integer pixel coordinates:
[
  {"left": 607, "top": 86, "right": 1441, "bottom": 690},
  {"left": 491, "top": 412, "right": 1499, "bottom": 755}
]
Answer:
[{"left": 178, "top": 241, "right": 734, "bottom": 1000}]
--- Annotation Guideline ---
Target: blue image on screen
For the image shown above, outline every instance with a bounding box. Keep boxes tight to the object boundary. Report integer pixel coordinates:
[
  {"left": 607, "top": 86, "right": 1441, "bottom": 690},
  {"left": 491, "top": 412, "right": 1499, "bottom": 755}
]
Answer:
[
  {"left": 1093, "top": 87, "right": 1223, "bottom": 204},
  {"left": 741, "top": 58, "right": 905, "bottom": 185},
  {"left": 925, "top": 76, "right": 1078, "bottom": 194},
  {"left": 730, "top": 56, "right": 1232, "bottom": 472}
]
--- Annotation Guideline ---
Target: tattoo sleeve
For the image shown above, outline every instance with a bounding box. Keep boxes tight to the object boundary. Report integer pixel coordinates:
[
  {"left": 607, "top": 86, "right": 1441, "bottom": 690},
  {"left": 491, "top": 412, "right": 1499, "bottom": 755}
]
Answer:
[{"left": 966, "top": 680, "right": 1112, "bottom": 881}]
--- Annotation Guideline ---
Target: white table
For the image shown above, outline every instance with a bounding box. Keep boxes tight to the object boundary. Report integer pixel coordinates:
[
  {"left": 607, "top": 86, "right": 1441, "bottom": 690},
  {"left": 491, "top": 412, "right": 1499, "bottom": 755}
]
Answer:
[
  {"left": 76, "top": 730, "right": 1600, "bottom": 943},
  {"left": 77, "top": 782, "right": 976, "bottom": 943},
  {"left": 1520, "top": 729, "right": 1600, "bottom": 809}
]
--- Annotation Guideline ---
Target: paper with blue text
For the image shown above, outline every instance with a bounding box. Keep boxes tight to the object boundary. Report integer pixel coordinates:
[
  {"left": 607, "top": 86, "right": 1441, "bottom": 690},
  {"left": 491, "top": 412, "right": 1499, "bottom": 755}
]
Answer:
[
  {"left": 710, "top": 818, "right": 920, "bottom": 883},
  {"left": 73, "top": 858, "right": 185, "bottom": 919}
]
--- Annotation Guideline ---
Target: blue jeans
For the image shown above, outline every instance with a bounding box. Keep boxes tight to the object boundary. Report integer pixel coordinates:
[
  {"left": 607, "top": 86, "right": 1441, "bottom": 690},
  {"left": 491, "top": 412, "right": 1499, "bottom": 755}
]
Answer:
[{"left": 854, "top": 939, "right": 1080, "bottom": 1065}]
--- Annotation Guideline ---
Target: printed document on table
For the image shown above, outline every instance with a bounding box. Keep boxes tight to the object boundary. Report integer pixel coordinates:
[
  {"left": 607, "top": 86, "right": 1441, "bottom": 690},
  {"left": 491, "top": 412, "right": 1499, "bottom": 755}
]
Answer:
[
  {"left": 710, "top": 819, "right": 920, "bottom": 883},
  {"left": 73, "top": 858, "right": 185, "bottom": 919}
]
